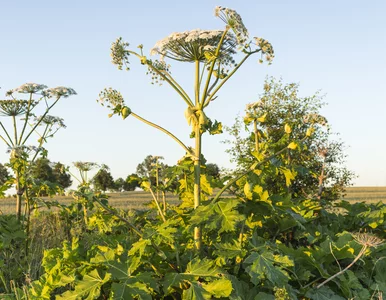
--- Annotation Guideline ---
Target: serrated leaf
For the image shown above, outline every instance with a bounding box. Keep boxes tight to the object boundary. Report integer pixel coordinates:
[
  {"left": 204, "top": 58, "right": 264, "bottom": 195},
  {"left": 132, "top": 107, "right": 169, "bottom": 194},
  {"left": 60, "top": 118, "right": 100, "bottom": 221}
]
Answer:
[
  {"left": 243, "top": 252, "right": 291, "bottom": 286},
  {"left": 56, "top": 269, "right": 111, "bottom": 300},
  {"left": 212, "top": 200, "right": 245, "bottom": 233},
  {"left": 128, "top": 239, "right": 151, "bottom": 257}
]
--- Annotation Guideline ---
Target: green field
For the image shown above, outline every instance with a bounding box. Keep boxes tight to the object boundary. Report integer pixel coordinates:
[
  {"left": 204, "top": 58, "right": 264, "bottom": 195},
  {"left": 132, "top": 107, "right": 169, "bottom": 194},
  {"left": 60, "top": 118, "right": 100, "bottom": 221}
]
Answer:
[{"left": 0, "top": 186, "right": 385, "bottom": 215}]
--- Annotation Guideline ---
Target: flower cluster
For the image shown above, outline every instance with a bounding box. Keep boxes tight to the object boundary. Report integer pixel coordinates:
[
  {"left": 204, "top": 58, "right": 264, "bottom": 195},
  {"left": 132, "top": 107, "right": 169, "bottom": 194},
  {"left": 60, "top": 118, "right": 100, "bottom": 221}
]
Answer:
[
  {"left": 353, "top": 232, "right": 384, "bottom": 248},
  {"left": 111, "top": 37, "right": 130, "bottom": 70},
  {"left": 98, "top": 87, "right": 125, "bottom": 109},
  {"left": 0, "top": 99, "right": 37, "bottom": 117},
  {"left": 8, "top": 145, "right": 40, "bottom": 157},
  {"left": 34, "top": 115, "right": 66, "bottom": 128},
  {"left": 215, "top": 6, "right": 248, "bottom": 45},
  {"left": 146, "top": 60, "right": 171, "bottom": 85},
  {"left": 73, "top": 161, "right": 98, "bottom": 172},
  {"left": 13, "top": 83, "right": 48, "bottom": 94},
  {"left": 254, "top": 37, "right": 275, "bottom": 64},
  {"left": 150, "top": 29, "right": 237, "bottom": 64},
  {"left": 245, "top": 101, "right": 264, "bottom": 111},
  {"left": 303, "top": 113, "right": 327, "bottom": 126},
  {"left": 98, "top": 87, "right": 131, "bottom": 119},
  {"left": 43, "top": 87, "right": 77, "bottom": 98}
]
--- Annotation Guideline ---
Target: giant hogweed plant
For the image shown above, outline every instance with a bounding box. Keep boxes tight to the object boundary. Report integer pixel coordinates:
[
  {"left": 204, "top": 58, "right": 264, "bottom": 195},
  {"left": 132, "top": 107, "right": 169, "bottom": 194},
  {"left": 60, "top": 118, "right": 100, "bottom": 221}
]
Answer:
[
  {"left": 0, "top": 83, "right": 76, "bottom": 220},
  {"left": 7, "top": 6, "right": 386, "bottom": 300},
  {"left": 98, "top": 6, "right": 274, "bottom": 250}
]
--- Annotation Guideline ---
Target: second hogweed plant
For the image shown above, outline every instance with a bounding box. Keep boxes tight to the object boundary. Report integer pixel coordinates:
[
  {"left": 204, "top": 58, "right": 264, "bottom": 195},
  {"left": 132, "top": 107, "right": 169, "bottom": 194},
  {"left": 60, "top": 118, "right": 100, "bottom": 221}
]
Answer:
[
  {"left": 98, "top": 6, "right": 274, "bottom": 249},
  {"left": 0, "top": 83, "right": 76, "bottom": 219}
]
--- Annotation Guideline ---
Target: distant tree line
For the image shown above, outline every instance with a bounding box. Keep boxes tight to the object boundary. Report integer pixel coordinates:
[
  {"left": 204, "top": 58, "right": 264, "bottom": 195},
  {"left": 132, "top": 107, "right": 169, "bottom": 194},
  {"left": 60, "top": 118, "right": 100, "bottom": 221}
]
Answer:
[{"left": 0, "top": 156, "right": 221, "bottom": 194}]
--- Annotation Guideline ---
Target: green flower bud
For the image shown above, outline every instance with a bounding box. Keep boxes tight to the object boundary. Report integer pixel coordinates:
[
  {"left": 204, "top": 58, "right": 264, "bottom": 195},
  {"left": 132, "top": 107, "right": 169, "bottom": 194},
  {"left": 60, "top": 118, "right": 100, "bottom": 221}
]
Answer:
[{"left": 121, "top": 106, "right": 131, "bottom": 119}]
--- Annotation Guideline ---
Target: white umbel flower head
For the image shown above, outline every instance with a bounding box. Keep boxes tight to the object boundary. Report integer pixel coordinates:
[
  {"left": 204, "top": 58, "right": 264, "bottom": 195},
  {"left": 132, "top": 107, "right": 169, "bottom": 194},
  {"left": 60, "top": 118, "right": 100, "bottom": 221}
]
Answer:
[
  {"left": 14, "top": 83, "right": 47, "bottom": 94},
  {"left": 44, "top": 87, "right": 77, "bottom": 98},
  {"left": 150, "top": 29, "right": 237, "bottom": 64}
]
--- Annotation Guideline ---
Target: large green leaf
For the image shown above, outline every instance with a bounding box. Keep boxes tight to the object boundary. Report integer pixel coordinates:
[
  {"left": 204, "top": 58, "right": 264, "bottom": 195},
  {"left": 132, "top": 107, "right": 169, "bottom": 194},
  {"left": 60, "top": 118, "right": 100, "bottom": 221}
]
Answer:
[
  {"left": 211, "top": 200, "right": 245, "bottom": 233},
  {"left": 244, "top": 252, "right": 291, "bottom": 286},
  {"left": 56, "top": 269, "right": 111, "bottom": 300}
]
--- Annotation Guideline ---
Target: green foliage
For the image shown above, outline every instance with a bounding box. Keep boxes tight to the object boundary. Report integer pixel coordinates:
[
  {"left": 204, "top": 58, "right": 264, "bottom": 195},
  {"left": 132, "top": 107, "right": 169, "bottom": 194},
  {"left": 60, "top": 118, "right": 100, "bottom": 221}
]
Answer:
[{"left": 225, "top": 77, "right": 355, "bottom": 202}]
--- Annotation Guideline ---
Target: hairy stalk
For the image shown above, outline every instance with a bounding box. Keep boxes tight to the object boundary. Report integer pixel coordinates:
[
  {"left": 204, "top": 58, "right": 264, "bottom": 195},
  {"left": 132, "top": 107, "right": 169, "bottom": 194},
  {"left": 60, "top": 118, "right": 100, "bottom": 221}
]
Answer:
[
  {"left": 317, "top": 245, "right": 367, "bottom": 289},
  {"left": 162, "top": 190, "right": 166, "bottom": 213},
  {"left": 149, "top": 187, "right": 166, "bottom": 222},
  {"left": 193, "top": 124, "right": 202, "bottom": 250},
  {"left": 131, "top": 112, "right": 195, "bottom": 158}
]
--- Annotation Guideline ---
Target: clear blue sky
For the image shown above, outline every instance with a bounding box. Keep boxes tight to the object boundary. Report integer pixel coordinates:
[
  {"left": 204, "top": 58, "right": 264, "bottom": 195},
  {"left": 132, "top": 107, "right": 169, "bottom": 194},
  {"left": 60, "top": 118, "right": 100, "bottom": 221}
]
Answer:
[{"left": 1, "top": 0, "right": 385, "bottom": 186}]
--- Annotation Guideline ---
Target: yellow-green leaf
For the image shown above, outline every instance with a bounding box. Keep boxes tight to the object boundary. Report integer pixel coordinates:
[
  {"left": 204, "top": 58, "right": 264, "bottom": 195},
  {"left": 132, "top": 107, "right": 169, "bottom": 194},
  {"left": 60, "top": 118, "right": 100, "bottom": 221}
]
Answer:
[
  {"left": 284, "top": 124, "right": 291, "bottom": 134},
  {"left": 287, "top": 142, "right": 297, "bottom": 150}
]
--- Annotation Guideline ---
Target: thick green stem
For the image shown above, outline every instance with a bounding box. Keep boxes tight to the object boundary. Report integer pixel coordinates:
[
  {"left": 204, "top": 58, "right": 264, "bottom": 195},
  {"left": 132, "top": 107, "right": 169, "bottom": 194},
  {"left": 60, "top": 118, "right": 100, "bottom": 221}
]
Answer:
[
  {"left": 131, "top": 112, "right": 195, "bottom": 158},
  {"left": 162, "top": 191, "right": 166, "bottom": 213},
  {"left": 15, "top": 171, "right": 22, "bottom": 220},
  {"left": 12, "top": 115, "right": 23, "bottom": 220},
  {"left": 193, "top": 124, "right": 202, "bottom": 250}
]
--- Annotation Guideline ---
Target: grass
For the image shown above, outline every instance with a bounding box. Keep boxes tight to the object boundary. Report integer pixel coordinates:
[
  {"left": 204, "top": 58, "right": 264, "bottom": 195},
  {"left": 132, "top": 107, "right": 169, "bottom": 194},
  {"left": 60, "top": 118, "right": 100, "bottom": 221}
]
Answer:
[{"left": 1, "top": 187, "right": 385, "bottom": 215}]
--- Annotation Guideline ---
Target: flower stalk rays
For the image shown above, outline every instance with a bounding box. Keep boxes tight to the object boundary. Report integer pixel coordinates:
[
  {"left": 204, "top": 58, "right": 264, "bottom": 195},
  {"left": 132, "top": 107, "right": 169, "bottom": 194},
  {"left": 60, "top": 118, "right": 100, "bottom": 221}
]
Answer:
[{"left": 100, "top": 6, "right": 275, "bottom": 250}]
